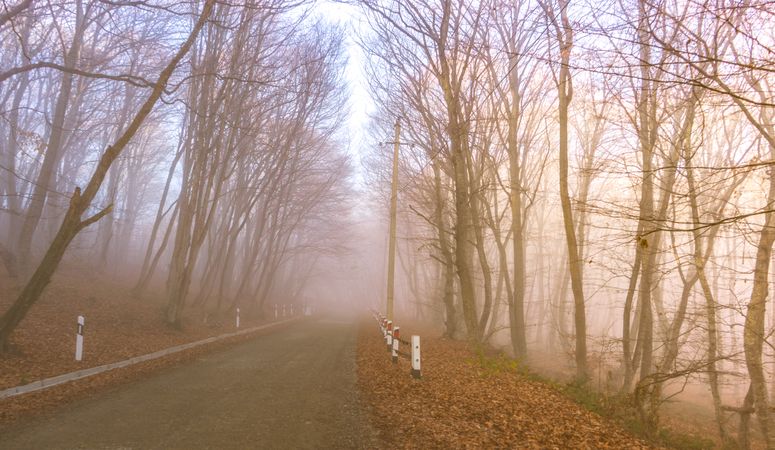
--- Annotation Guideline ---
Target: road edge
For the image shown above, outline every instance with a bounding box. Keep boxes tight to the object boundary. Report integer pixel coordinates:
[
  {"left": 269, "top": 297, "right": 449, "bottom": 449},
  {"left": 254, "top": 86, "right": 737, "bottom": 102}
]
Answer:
[{"left": 0, "top": 317, "right": 301, "bottom": 400}]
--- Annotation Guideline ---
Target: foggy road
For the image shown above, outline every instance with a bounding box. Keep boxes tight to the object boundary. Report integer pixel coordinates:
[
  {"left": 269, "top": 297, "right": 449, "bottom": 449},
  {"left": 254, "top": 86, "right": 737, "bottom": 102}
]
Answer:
[{"left": 0, "top": 318, "right": 378, "bottom": 449}]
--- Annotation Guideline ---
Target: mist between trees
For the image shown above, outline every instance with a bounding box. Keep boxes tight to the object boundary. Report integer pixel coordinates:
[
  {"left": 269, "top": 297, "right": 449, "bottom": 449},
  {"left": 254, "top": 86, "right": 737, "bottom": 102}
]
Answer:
[{"left": 356, "top": 0, "right": 774, "bottom": 446}]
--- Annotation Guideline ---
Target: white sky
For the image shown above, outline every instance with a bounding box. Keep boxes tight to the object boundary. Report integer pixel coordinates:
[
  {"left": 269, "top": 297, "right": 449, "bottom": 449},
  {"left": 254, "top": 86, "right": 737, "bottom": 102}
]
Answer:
[
  {"left": 312, "top": 1, "right": 374, "bottom": 187},
  {"left": 308, "top": 2, "right": 392, "bottom": 307}
]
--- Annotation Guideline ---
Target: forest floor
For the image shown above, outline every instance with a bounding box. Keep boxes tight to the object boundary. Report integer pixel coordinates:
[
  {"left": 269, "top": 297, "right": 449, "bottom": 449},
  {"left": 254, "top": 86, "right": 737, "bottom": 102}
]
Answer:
[
  {"left": 356, "top": 320, "right": 737, "bottom": 449},
  {"left": 0, "top": 265, "right": 287, "bottom": 423},
  {"left": 356, "top": 321, "right": 655, "bottom": 449}
]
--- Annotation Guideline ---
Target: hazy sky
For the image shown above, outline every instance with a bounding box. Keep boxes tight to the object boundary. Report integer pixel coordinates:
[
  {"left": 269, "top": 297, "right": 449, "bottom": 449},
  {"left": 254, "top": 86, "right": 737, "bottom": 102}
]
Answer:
[
  {"left": 309, "top": 2, "right": 390, "bottom": 310},
  {"left": 313, "top": 1, "right": 374, "bottom": 186}
]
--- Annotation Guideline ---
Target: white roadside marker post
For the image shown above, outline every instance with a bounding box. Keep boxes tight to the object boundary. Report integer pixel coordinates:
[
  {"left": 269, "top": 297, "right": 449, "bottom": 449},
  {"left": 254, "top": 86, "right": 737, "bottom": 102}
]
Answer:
[
  {"left": 75, "top": 315, "right": 85, "bottom": 361},
  {"left": 386, "top": 321, "right": 393, "bottom": 353},
  {"left": 392, "top": 326, "right": 400, "bottom": 364},
  {"left": 411, "top": 335, "right": 421, "bottom": 379},
  {"left": 236, "top": 307, "right": 240, "bottom": 328}
]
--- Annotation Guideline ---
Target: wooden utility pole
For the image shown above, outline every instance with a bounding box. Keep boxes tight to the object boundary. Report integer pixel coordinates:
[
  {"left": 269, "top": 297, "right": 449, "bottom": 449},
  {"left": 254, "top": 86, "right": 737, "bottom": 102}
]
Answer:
[{"left": 386, "top": 118, "right": 400, "bottom": 321}]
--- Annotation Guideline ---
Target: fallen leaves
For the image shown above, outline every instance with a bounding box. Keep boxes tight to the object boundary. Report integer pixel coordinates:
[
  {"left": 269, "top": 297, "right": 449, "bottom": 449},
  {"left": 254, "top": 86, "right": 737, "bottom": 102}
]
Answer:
[
  {"left": 357, "top": 322, "right": 654, "bottom": 449},
  {"left": 0, "top": 272, "right": 266, "bottom": 392}
]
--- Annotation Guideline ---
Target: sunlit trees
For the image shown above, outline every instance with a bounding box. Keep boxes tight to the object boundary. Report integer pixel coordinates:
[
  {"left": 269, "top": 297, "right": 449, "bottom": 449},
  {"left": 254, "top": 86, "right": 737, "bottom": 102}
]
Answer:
[{"left": 361, "top": 0, "right": 775, "bottom": 441}]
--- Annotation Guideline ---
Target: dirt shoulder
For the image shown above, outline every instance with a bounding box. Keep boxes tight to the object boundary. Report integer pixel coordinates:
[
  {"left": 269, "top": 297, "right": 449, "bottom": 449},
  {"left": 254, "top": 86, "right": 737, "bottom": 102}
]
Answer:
[
  {"left": 356, "top": 321, "right": 653, "bottom": 449},
  {"left": 0, "top": 269, "right": 275, "bottom": 392},
  {"left": 0, "top": 268, "right": 301, "bottom": 424}
]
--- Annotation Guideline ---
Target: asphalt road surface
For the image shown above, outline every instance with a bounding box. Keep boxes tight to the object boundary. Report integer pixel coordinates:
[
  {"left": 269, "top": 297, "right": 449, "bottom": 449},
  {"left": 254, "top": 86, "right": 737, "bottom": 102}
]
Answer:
[{"left": 0, "top": 317, "right": 379, "bottom": 449}]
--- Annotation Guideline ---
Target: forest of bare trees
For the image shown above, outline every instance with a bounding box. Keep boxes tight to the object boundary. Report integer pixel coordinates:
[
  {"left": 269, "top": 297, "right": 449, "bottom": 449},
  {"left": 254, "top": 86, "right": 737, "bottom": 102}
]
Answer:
[
  {"left": 359, "top": 0, "right": 775, "bottom": 446},
  {"left": 0, "top": 0, "right": 774, "bottom": 446},
  {"left": 0, "top": 0, "right": 352, "bottom": 352}
]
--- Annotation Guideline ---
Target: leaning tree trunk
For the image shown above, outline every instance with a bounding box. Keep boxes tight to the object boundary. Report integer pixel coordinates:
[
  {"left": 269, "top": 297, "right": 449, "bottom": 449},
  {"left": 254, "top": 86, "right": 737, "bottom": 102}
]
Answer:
[{"left": 0, "top": 0, "right": 215, "bottom": 351}]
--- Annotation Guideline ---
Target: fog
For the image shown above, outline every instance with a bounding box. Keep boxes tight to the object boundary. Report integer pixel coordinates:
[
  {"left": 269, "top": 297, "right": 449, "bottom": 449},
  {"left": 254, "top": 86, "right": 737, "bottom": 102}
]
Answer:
[{"left": 0, "top": 0, "right": 774, "bottom": 446}]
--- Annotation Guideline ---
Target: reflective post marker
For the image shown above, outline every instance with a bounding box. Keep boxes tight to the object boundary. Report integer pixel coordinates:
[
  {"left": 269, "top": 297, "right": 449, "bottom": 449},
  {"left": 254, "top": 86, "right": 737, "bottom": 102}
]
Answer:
[
  {"left": 386, "top": 321, "right": 393, "bottom": 352},
  {"left": 236, "top": 308, "right": 240, "bottom": 328},
  {"left": 392, "top": 326, "right": 400, "bottom": 364},
  {"left": 75, "top": 315, "right": 85, "bottom": 361},
  {"left": 411, "top": 335, "right": 421, "bottom": 379}
]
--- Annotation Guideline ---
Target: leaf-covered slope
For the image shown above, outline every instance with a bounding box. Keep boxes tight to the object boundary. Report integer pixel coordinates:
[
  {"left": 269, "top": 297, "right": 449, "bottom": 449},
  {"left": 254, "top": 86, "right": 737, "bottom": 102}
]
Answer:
[{"left": 357, "top": 323, "right": 653, "bottom": 449}]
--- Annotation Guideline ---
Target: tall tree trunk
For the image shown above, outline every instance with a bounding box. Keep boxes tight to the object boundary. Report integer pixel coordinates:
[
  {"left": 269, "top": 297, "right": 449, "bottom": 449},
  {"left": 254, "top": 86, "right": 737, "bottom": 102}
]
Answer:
[
  {"left": 433, "top": 162, "right": 457, "bottom": 338},
  {"left": 436, "top": 2, "right": 479, "bottom": 343},
  {"left": 470, "top": 176, "right": 493, "bottom": 342},
  {"left": 743, "top": 140, "right": 775, "bottom": 448},
  {"left": 16, "top": 1, "right": 85, "bottom": 271},
  {"left": 551, "top": 0, "right": 587, "bottom": 380},
  {"left": 506, "top": 57, "right": 527, "bottom": 357},
  {"left": 2, "top": 66, "right": 31, "bottom": 250},
  {"left": 632, "top": 0, "right": 660, "bottom": 395}
]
